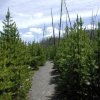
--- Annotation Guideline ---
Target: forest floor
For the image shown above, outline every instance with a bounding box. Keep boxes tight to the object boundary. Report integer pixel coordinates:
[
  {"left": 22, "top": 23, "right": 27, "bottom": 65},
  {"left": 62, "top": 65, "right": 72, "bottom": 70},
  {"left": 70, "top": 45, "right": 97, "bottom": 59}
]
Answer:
[{"left": 28, "top": 61, "right": 58, "bottom": 100}]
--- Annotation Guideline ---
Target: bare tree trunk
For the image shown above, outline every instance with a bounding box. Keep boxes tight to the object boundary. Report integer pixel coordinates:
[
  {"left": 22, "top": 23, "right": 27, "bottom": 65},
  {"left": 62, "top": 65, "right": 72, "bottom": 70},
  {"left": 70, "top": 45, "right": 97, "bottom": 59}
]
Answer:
[
  {"left": 66, "top": 14, "right": 69, "bottom": 37},
  {"left": 51, "top": 8, "right": 55, "bottom": 46},
  {"left": 58, "top": 0, "right": 63, "bottom": 45},
  {"left": 64, "top": 0, "right": 72, "bottom": 29},
  {"left": 91, "top": 10, "right": 95, "bottom": 39},
  {"left": 42, "top": 24, "right": 45, "bottom": 44}
]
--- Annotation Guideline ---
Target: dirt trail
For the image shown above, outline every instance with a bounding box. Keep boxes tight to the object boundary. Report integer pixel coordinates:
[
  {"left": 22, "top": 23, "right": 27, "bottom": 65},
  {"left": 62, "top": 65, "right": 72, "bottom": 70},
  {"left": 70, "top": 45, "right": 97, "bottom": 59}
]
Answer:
[{"left": 29, "top": 61, "right": 56, "bottom": 100}]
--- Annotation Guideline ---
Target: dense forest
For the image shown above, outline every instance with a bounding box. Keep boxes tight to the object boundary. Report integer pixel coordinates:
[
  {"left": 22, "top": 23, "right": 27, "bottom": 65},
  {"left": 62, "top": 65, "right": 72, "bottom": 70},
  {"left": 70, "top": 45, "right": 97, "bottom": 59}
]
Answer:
[
  {"left": 0, "top": 9, "right": 46, "bottom": 99},
  {"left": 53, "top": 17, "right": 100, "bottom": 99},
  {"left": 41, "top": 17, "right": 100, "bottom": 100}
]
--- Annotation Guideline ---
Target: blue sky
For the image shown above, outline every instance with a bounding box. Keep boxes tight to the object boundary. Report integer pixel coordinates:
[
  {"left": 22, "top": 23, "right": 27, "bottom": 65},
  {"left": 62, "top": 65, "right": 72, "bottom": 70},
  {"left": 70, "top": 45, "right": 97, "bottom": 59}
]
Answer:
[{"left": 0, "top": 0, "right": 100, "bottom": 42}]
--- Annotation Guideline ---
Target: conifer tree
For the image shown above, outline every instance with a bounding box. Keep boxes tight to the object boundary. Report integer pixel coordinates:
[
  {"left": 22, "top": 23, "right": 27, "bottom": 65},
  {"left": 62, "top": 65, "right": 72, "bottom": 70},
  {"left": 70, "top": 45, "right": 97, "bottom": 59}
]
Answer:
[{"left": 0, "top": 8, "right": 20, "bottom": 67}]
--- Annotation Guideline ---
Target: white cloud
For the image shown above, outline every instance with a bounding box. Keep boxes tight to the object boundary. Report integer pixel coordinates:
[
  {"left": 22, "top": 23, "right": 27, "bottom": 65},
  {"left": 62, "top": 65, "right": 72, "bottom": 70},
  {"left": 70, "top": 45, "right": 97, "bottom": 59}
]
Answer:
[
  {"left": 34, "top": 12, "right": 43, "bottom": 18},
  {"left": 45, "top": 26, "right": 64, "bottom": 37},
  {"left": 62, "top": 9, "right": 100, "bottom": 22},
  {"left": 21, "top": 31, "right": 34, "bottom": 42},
  {"left": 84, "top": 24, "right": 97, "bottom": 30},
  {"left": 65, "top": 0, "right": 100, "bottom": 13},
  {"left": 3, "top": 0, "right": 98, "bottom": 30},
  {"left": 17, "top": 13, "right": 31, "bottom": 17},
  {"left": 14, "top": 14, "right": 52, "bottom": 29},
  {"left": 29, "top": 27, "right": 43, "bottom": 34},
  {"left": 0, "top": 0, "right": 100, "bottom": 42},
  {"left": 13, "top": 8, "right": 100, "bottom": 29}
]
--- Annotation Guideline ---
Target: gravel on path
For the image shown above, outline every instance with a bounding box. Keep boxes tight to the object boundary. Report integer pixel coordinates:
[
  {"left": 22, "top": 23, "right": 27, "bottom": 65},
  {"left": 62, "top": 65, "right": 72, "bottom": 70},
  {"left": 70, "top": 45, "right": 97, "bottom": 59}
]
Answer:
[{"left": 28, "top": 61, "right": 56, "bottom": 100}]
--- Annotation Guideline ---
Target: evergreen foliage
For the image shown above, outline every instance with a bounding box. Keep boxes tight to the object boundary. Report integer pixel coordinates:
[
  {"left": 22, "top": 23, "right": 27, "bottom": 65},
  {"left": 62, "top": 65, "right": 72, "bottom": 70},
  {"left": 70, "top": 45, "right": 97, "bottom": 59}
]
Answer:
[
  {"left": 0, "top": 9, "right": 46, "bottom": 99},
  {"left": 54, "top": 16, "right": 100, "bottom": 99}
]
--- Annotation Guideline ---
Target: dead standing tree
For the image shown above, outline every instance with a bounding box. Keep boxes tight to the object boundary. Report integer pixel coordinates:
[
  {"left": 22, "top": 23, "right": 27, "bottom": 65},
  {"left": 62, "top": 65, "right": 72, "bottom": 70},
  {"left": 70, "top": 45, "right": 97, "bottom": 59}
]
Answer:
[
  {"left": 58, "top": 0, "right": 63, "bottom": 45},
  {"left": 51, "top": 8, "right": 55, "bottom": 47},
  {"left": 64, "top": 0, "right": 72, "bottom": 29}
]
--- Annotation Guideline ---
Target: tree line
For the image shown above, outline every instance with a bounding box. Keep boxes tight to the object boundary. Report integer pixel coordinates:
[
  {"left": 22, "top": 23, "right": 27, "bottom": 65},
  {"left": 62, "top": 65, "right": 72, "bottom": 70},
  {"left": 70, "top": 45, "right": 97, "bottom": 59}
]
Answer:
[
  {"left": 0, "top": 9, "right": 46, "bottom": 99},
  {"left": 51, "top": 16, "right": 100, "bottom": 99}
]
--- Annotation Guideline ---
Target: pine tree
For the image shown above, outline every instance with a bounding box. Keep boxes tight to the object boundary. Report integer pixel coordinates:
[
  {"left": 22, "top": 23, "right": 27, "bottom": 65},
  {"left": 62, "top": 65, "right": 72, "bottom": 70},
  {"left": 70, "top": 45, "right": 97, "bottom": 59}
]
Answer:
[
  {"left": 0, "top": 8, "right": 20, "bottom": 67},
  {"left": 0, "top": 9, "right": 46, "bottom": 99}
]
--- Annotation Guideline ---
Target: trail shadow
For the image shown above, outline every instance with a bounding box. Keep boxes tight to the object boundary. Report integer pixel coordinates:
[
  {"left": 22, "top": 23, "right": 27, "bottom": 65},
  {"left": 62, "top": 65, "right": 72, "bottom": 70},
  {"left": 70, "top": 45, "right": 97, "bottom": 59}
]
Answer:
[
  {"left": 46, "top": 62, "right": 100, "bottom": 100},
  {"left": 47, "top": 66, "right": 68, "bottom": 100},
  {"left": 50, "top": 69, "right": 59, "bottom": 76},
  {"left": 47, "top": 66, "right": 100, "bottom": 100},
  {"left": 49, "top": 70, "right": 59, "bottom": 85}
]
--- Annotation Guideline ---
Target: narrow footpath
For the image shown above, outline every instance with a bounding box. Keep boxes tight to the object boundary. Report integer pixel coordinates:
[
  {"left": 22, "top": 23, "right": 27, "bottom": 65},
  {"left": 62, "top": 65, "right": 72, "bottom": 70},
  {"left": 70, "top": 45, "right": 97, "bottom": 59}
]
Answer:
[{"left": 29, "top": 61, "right": 56, "bottom": 100}]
